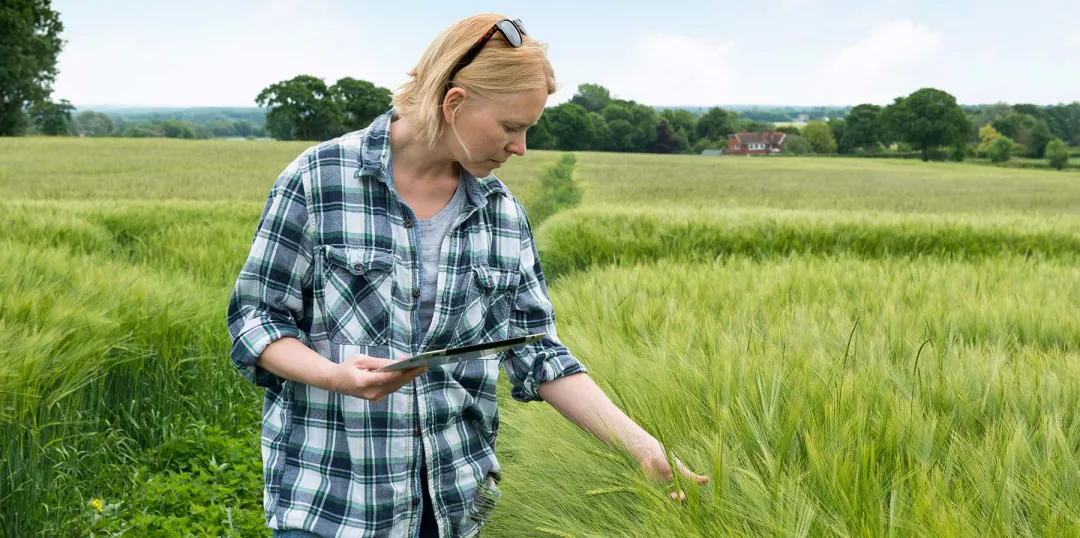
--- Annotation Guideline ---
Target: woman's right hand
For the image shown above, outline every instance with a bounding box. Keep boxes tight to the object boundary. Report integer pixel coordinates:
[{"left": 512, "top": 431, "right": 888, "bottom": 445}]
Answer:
[{"left": 329, "top": 355, "right": 428, "bottom": 402}]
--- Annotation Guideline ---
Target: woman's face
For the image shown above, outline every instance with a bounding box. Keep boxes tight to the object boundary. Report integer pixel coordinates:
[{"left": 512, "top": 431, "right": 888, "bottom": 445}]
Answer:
[{"left": 445, "top": 87, "right": 547, "bottom": 178}]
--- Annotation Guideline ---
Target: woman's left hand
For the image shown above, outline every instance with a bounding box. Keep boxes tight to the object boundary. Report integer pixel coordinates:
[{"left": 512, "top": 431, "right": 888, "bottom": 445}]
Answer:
[{"left": 635, "top": 445, "right": 710, "bottom": 501}]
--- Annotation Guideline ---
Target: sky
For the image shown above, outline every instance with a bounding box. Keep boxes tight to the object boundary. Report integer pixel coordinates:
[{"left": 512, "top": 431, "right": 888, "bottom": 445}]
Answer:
[{"left": 50, "top": 0, "right": 1080, "bottom": 109}]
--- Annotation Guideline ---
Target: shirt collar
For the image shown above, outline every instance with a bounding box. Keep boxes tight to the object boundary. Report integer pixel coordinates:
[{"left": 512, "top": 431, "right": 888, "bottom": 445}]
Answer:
[{"left": 359, "top": 108, "right": 507, "bottom": 210}]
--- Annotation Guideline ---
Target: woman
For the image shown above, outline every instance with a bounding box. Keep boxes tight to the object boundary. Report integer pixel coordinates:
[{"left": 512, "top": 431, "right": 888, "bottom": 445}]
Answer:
[{"left": 227, "top": 13, "right": 708, "bottom": 538}]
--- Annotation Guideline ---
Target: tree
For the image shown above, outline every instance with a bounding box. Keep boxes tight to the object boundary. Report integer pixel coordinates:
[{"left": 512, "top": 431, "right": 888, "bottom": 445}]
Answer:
[
  {"left": 1, "top": 0, "right": 65, "bottom": 135},
  {"left": 648, "top": 118, "right": 688, "bottom": 154},
  {"left": 661, "top": 108, "right": 698, "bottom": 145},
  {"left": 599, "top": 99, "right": 658, "bottom": 152},
  {"left": 775, "top": 126, "right": 800, "bottom": 136},
  {"left": 782, "top": 134, "right": 811, "bottom": 155},
  {"left": 28, "top": 98, "right": 73, "bottom": 135},
  {"left": 255, "top": 75, "right": 345, "bottom": 141},
  {"left": 842, "top": 104, "right": 882, "bottom": 152},
  {"left": 526, "top": 113, "right": 556, "bottom": 149},
  {"left": 829, "top": 118, "right": 850, "bottom": 153},
  {"left": 1045, "top": 139, "right": 1070, "bottom": 170},
  {"left": 737, "top": 119, "right": 772, "bottom": 133},
  {"left": 801, "top": 121, "right": 837, "bottom": 154},
  {"left": 330, "top": 77, "right": 392, "bottom": 132},
  {"left": 988, "top": 136, "right": 1013, "bottom": 164},
  {"left": 545, "top": 102, "right": 595, "bottom": 150},
  {"left": 569, "top": 83, "right": 612, "bottom": 114},
  {"left": 1020, "top": 119, "right": 1053, "bottom": 158},
  {"left": 73, "top": 110, "right": 116, "bottom": 137},
  {"left": 880, "top": 88, "right": 972, "bottom": 161},
  {"left": 696, "top": 107, "right": 736, "bottom": 143},
  {"left": 975, "top": 124, "right": 1002, "bottom": 157}
]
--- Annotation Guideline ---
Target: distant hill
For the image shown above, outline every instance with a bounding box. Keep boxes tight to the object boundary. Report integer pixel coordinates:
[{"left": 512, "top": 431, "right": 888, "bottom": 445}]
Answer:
[{"left": 75, "top": 105, "right": 267, "bottom": 127}]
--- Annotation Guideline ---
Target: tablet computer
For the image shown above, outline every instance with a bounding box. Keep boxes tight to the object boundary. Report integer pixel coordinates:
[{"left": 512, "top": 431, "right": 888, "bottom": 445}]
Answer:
[{"left": 375, "top": 332, "right": 546, "bottom": 372}]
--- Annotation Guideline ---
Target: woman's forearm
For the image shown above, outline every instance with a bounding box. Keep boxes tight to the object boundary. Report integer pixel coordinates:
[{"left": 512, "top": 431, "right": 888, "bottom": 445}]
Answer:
[
  {"left": 537, "top": 372, "right": 662, "bottom": 459},
  {"left": 257, "top": 336, "right": 339, "bottom": 390}
]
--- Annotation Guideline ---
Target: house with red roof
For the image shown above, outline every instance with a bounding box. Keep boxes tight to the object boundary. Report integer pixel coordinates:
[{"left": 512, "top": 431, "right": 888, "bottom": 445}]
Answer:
[{"left": 726, "top": 130, "right": 786, "bottom": 155}]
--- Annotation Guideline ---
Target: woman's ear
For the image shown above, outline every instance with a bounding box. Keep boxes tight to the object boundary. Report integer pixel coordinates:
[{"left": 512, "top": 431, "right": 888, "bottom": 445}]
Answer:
[{"left": 442, "top": 87, "right": 468, "bottom": 125}]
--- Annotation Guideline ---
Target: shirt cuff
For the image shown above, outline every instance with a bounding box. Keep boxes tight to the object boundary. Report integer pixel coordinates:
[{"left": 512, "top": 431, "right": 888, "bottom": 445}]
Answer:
[
  {"left": 230, "top": 317, "right": 306, "bottom": 389},
  {"left": 510, "top": 349, "right": 589, "bottom": 403}
]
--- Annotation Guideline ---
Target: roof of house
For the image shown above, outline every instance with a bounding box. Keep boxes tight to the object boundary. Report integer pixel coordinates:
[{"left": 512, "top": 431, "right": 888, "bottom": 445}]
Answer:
[{"left": 730, "top": 130, "right": 786, "bottom": 145}]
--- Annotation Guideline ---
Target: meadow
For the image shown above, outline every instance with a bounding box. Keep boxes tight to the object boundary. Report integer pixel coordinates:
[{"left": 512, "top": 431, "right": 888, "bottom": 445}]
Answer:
[{"left": 1, "top": 137, "right": 1078, "bottom": 537}]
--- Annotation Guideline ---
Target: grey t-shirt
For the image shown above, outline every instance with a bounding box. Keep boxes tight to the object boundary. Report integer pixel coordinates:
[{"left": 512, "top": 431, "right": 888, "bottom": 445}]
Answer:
[{"left": 416, "top": 179, "right": 467, "bottom": 342}]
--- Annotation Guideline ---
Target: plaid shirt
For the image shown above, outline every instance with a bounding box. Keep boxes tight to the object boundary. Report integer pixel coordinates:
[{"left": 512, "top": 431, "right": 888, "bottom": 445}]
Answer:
[{"left": 226, "top": 109, "right": 587, "bottom": 537}]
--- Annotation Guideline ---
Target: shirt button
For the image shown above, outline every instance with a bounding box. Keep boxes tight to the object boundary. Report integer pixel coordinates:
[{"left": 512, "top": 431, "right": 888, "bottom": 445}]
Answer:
[
  {"left": 414, "top": 427, "right": 422, "bottom": 437},
  {"left": 403, "top": 218, "right": 414, "bottom": 228},
  {"left": 353, "top": 262, "right": 364, "bottom": 272},
  {"left": 412, "top": 288, "right": 421, "bottom": 298}
]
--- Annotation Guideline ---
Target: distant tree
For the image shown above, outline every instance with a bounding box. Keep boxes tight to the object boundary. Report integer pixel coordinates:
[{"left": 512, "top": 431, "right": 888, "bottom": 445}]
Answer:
[
  {"left": 775, "top": 126, "right": 800, "bottom": 136},
  {"left": 233, "top": 120, "right": 254, "bottom": 137},
  {"left": 29, "top": 99, "right": 74, "bottom": 135},
  {"left": 1046, "top": 139, "right": 1070, "bottom": 170},
  {"left": 975, "top": 124, "right": 1002, "bottom": 157},
  {"left": 661, "top": 108, "right": 699, "bottom": 145},
  {"left": 0, "top": 0, "right": 65, "bottom": 135},
  {"left": 569, "top": 83, "right": 612, "bottom": 114},
  {"left": 692, "top": 137, "right": 723, "bottom": 155},
  {"left": 598, "top": 99, "right": 659, "bottom": 152},
  {"left": 991, "top": 113, "right": 1028, "bottom": 140},
  {"left": 256, "top": 75, "right": 344, "bottom": 141},
  {"left": 330, "top": 77, "right": 392, "bottom": 132},
  {"left": 988, "top": 135, "right": 1014, "bottom": 163},
  {"left": 696, "top": 107, "right": 736, "bottom": 143},
  {"left": 1020, "top": 119, "right": 1053, "bottom": 158},
  {"left": 72, "top": 110, "right": 116, "bottom": 136},
  {"left": 526, "top": 113, "right": 556, "bottom": 149},
  {"left": 737, "top": 119, "right": 773, "bottom": 133},
  {"left": 545, "top": 102, "right": 595, "bottom": 151},
  {"left": 829, "top": 118, "right": 850, "bottom": 153},
  {"left": 971, "top": 102, "right": 1014, "bottom": 129},
  {"left": 842, "top": 104, "right": 882, "bottom": 152},
  {"left": 801, "top": 121, "right": 837, "bottom": 154},
  {"left": 648, "top": 118, "right": 688, "bottom": 154},
  {"left": 880, "top": 88, "right": 971, "bottom": 161},
  {"left": 158, "top": 118, "right": 197, "bottom": 139},
  {"left": 782, "top": 134, "right": 811, "bottom": 155},
  {"left": 588, "top": 111, "right": 610, "bottom": 151}
]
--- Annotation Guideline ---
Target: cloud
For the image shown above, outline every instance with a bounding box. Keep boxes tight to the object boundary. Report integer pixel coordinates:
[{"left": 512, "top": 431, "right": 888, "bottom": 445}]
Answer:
[
  {"left": 819, "top": 19, "right": 943, "bottom": 104},
  {"left": 602, "top": 34, "right": 738, "bottom": 106}
]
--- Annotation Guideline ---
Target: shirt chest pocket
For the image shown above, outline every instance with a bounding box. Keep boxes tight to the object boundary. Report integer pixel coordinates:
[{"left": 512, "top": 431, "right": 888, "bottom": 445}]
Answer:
[
  {"left": 320, "top": 245, "right": 395, "bottom": 346},
  {"left": 452, "top": 264, "right": 520, "bottom": 347}
]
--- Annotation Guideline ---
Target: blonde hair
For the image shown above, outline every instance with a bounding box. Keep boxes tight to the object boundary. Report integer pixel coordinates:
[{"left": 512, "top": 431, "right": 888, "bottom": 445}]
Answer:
[{"left": 392, "top": 13, "right": 558, "bottom": 151}]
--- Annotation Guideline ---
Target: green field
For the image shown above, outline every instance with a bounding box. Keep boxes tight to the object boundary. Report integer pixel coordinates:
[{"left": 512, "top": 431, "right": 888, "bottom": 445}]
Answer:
[{"left": 1, "top": 137, "right": 1079, "bottom": 537}]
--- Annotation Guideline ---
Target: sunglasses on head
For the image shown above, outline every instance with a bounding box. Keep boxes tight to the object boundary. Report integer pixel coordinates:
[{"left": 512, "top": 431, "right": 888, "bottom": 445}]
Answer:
[{"left": 445, "top": 18, "right": 527, "bottom": 92}]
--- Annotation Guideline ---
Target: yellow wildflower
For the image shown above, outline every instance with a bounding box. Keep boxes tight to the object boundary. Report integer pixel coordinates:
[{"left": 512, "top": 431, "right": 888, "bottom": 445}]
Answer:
[{"left": 89, "top": 498, "right": 103, "bottom": 513}]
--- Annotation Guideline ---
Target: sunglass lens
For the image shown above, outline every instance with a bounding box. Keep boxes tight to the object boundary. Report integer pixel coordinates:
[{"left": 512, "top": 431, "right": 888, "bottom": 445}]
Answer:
[{"left": 498, "top": 19, "right": 523, "bottom": 46}]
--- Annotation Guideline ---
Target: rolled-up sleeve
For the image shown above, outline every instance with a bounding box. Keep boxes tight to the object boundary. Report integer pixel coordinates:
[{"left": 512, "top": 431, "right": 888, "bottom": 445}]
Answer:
[
  {"left": 501, "top": 205, "right": 588, "bottom": 403},
  {"left": 226, "top": 159, "right": 314, "bottom": 389}
]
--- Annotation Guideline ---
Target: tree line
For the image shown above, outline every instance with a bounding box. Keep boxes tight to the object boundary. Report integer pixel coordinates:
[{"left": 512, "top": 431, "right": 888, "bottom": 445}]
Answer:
[{"left": 2, "top": 0, "right": 1076, "bottom": 170}]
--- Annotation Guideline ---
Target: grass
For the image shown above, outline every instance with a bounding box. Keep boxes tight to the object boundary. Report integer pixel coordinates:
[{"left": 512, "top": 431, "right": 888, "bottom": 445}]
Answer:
[
  {"left": 574, "top": 152, "right": 1080, "bottom": 214},
  {"left": 2, "top": 137, "right": 1080, "bottom": 536},
  {"left": 487, "top": 256, "right": 1080, "bottom": 537}
]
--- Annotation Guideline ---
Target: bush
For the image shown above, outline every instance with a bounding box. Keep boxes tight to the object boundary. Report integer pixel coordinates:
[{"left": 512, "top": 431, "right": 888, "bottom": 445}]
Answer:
[
  {"left": 1046, "top": 139, "right": 1070, "bottom": 171},
  {"left": 782, "top": 134, "right": 811, "bottom": 155},
  {"left": 925, "top": 147, "right": 948, "bottom": 162},
  {"left": 988, "top": 136, "right": 1014, "bottom": 164}
]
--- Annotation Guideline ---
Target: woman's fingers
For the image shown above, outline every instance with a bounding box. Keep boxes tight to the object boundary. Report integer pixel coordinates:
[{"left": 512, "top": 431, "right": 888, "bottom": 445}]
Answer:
[{"left": 674, "top": 457, "right": 710, "bottom": 484}]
